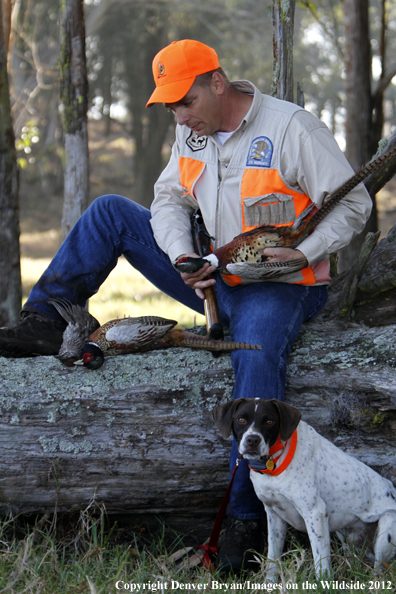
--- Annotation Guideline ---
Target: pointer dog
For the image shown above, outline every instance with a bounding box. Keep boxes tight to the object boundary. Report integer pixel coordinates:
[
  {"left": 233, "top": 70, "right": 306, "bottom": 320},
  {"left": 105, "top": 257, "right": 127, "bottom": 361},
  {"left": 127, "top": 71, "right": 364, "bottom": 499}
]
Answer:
[{"left": 213, "top": 398, "right": 396, "bottom": 579}]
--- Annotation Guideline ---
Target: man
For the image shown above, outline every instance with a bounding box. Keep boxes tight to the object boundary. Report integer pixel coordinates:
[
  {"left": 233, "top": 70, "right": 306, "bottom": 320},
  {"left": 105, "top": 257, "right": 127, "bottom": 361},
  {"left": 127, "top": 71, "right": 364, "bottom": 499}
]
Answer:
[{"left": 0, "top": 40, "right": 371, "bottom": 571}]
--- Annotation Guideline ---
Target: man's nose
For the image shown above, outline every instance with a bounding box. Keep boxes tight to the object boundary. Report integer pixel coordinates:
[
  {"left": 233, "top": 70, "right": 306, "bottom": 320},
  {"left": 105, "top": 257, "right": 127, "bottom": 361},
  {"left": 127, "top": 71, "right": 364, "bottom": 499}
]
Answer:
[{"left": 174, "top": 107, "right": 189, "bottom": 126}]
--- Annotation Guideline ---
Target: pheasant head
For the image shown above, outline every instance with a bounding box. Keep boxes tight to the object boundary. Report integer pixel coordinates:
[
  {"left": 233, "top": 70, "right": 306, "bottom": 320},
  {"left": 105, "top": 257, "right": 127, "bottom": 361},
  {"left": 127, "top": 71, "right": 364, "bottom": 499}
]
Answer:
[{"left": 74, "top": 342, "right": 105, "bottom": 369}]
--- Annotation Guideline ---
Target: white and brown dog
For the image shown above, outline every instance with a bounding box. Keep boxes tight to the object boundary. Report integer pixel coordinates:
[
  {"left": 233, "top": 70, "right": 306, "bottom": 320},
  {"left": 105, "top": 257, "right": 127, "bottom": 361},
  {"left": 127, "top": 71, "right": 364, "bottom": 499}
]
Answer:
[{"left": 213, "top": 398, "right": 396, "bottom": 579}]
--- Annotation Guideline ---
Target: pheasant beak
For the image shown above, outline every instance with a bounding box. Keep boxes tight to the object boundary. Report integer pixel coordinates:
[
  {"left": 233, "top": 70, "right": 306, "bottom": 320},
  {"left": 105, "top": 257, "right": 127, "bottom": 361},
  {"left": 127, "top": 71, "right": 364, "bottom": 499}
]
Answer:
[{"left": 74, "top": 352, "right": 95, "bottom": 366}]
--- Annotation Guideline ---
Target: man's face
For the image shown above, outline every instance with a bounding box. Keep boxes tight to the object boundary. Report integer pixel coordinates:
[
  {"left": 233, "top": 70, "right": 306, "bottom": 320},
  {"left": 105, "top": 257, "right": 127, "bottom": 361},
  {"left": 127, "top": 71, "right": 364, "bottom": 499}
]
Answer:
[{"left": 165, "top": 77, "right": 223, "bottom": 136}]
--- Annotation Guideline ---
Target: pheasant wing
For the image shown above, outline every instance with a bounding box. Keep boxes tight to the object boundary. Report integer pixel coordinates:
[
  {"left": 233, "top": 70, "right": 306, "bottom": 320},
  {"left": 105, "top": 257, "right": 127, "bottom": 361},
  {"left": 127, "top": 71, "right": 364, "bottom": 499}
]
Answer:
[
  {"left": 103, "top": 316, "right": 178, "bottom": 347},
  {"left": 226, "top": 258, "right": 308, "bottom": 279}
]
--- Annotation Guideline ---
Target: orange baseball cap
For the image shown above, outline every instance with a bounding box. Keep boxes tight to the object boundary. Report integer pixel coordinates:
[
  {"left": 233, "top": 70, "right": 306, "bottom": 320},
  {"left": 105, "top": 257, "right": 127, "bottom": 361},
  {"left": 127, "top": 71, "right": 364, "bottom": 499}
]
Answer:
[{"left": 146, "top": 40, "right": 220, "bottom": 107}]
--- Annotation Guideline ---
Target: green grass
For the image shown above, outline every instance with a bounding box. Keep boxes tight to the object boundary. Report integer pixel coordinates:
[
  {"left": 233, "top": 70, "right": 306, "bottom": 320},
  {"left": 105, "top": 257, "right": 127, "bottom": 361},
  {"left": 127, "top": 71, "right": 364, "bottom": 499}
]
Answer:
[
  {"left": 0, "top": 504, "right": 395, "bottom": 594},
  {"left": 21, "top": 255, "right": 206, "bottom": 328}
]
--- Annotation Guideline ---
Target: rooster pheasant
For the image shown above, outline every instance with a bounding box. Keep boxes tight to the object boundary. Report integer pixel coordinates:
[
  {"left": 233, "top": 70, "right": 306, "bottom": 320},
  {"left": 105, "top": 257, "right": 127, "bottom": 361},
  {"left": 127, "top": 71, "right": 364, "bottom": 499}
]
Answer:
[
  {"left": 50, "top": 299, "right": 260, "bottom": 369},
  {"left": 174, "top": 144, "right": 396, "bottom": 279}
]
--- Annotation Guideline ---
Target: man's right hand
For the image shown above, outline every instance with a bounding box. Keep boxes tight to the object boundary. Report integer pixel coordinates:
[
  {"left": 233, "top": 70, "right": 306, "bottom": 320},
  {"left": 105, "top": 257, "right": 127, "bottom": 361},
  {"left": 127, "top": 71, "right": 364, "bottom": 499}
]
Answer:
[{"left": 177, "top": 252, "right": 217, "bottom": 299}]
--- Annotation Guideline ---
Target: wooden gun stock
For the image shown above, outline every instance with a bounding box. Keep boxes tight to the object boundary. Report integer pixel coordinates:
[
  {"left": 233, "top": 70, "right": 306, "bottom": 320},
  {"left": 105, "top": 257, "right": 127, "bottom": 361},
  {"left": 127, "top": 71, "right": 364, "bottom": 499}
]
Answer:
[{"left": 192, "top": 210, "right": 224, "bottom": 341}]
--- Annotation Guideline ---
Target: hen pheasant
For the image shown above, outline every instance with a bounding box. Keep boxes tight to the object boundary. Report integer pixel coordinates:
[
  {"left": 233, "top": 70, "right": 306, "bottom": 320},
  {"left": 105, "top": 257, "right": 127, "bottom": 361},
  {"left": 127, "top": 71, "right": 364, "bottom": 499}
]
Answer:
[
  {"left": 174, "top": 143, "right": 396, "bottom": 279},
  {"left": 50, "top": 299, "right": 261, "bottom": 369}
]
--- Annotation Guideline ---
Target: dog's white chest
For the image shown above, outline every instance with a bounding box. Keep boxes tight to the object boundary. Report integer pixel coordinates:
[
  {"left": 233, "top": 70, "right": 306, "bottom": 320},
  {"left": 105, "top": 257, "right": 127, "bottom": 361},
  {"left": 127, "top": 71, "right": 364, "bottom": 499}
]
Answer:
[{"left": 250, "top": 478, "right": 308, "bottom": 532}]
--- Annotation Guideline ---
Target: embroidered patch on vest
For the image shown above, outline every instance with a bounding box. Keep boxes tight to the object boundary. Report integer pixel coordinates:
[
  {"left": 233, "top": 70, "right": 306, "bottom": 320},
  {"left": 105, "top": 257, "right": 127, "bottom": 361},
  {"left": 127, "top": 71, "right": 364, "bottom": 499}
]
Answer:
[
  {"left": 246, "top": 136, "right": 273, "bottom": 168},
  {"left": 186, "top": 131, "right": 208, "bottom": 152}
]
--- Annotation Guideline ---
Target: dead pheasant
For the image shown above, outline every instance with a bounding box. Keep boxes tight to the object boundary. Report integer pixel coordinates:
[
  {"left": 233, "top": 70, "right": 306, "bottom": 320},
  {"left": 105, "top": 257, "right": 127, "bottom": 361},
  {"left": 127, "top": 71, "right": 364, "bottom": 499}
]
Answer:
[
  {"left": 174, "top": 143, "right": 396, "bottom": 280},
  {"left": 50, "top": 299, "right": 261, "bottom": 370}
]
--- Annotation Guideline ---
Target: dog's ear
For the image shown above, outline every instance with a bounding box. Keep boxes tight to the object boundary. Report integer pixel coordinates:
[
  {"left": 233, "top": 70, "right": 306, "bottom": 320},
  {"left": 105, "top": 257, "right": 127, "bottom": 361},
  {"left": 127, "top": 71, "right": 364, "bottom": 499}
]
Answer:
[
  {"left": 212, "top": 398, "right": 246, "bottom": 439},
  {"left": 270, "top": 400, "right": 302, "bottom": 441}
]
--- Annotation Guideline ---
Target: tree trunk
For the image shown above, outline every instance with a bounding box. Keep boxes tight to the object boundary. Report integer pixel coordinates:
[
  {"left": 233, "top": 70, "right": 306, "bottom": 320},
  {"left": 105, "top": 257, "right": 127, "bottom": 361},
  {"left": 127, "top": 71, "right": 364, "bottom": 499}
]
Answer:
[
  {"left": 343, "top": 0, "right": 372, "bottom": 171},
  {"left": 1, "top": 0, "right": 11, "bottom": 53},
  {"left": 60, "top": 0, "right": 89, "bottom": 240},
  {"left": 124, "top": 8, "right": 173, "bottom": 208},
  {"left": 272, "top": 0, "right": 296, "bottom": 102},
  {"left": 338, "top": 0, "right": 376, "bottom": 273},
  {"left": 0, "top": 0, "right": 22, "bottom": 326}
]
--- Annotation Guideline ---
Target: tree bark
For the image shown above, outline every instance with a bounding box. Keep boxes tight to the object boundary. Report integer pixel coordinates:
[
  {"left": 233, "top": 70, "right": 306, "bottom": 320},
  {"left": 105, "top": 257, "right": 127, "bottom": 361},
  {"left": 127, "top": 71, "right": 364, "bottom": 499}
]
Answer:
[
  {"left": 0, "top": 307, "right": 395, "bottom": 526},
  {"left": 60, "top": 0, "right": 89, "bottom": 240},
  {"left": 272, "top": 0, "right": 296, "bottom": 102},
  {"left": 0, "top": 0, "right": 22, "bottom": 326},
  {"left": 124, "top": 7, "right": 172, "bottom": 208},
  {"left": 343, "top": 0, "right": 372, "bottom": 171},
  {"left": 1, "top": 0, "right": 11, "bottom": 53},
  {"left": 338, "top": 0, "right": 396, "bottom": 273}
]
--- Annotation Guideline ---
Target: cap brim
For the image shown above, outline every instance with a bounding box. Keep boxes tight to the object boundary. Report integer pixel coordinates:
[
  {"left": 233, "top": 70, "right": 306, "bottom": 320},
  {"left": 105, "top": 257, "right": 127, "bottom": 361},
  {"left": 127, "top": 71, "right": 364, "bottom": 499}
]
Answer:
[{"left": 146, "top": 76, "right": 196, "bottom": 108}]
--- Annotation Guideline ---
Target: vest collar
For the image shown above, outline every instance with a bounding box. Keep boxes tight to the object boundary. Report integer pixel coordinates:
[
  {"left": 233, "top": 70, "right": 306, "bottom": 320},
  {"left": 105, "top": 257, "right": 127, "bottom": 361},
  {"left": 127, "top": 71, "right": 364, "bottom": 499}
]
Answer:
[{"left": 248, "top": 429, "right": 298, "bottom": 477}]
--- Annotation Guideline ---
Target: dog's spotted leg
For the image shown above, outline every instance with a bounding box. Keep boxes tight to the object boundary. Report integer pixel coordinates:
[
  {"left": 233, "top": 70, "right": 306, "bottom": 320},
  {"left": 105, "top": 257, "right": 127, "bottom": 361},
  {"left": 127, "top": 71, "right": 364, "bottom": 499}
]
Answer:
[
  {"left": 305, "top": 501, "right": 332, "bottom": 578},
  {"left": 264, "top": 507, "right": 288, "bottom": 582}
]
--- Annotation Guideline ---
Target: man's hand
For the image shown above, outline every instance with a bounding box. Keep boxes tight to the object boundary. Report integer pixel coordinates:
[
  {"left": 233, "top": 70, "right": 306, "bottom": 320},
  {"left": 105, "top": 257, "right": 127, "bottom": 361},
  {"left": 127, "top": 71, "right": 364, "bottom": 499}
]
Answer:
[
  {"left": 263, "top": 247, "right": 308, "bottom": 268},
  {"left": 177, "top": 252, "right": 217, "bottom": 300}
]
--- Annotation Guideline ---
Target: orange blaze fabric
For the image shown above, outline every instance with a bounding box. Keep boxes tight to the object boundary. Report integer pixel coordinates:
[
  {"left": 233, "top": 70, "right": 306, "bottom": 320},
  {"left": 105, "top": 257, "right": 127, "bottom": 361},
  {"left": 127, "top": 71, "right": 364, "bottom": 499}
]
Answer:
[{"left": 179, "top": 157, "right": 204, "bottom": 199}]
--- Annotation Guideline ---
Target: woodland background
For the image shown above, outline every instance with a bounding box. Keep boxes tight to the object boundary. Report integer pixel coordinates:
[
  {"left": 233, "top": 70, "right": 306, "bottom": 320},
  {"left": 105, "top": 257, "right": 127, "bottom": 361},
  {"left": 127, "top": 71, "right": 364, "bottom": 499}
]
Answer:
[
  {"left": 2, "top": 0, "right": 396, "bottom": 328},
  {"left": 1, "top": 4, "right": 396, "bottom": 590}
]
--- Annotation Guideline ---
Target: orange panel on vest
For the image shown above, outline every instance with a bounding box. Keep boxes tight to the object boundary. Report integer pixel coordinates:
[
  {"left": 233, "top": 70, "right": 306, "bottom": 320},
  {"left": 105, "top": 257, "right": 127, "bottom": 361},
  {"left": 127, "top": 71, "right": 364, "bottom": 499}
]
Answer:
[
  {"left": 179, "top": 157, "right": 205, "bottom": 199},
  {"left": 241, "top": 169, "right": 312, "bottom": 233},
  {"left": 296, "top": 266, "right": 316, "bottom": 285},
  {"left": 220, "top": 170, "right": 320, "bottom": 287}
]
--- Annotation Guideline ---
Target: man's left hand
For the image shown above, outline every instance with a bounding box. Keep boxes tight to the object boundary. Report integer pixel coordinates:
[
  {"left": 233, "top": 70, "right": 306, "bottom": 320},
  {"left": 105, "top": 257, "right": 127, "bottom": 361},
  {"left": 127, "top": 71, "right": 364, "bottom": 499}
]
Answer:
[{"left": 262, "top": 247, "right": 308, "bottom": 268}]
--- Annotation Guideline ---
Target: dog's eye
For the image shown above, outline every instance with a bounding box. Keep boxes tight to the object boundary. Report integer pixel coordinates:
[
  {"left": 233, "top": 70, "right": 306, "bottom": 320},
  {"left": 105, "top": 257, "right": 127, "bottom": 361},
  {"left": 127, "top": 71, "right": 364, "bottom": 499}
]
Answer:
[
  {"left": 266, "top": 420, "right": 274, "bottom": 425},
  {"left": 237, "top": 417, "right": 247, "bottom": 424}
]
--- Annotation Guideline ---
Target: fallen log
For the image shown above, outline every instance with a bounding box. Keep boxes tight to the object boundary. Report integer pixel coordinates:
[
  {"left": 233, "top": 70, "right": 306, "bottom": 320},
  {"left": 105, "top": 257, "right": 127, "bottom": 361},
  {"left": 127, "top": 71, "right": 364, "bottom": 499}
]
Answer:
[
  {"left": 1, "top": 215, "right": 396, "bottom": 532},
  {"left": 0, "top": 315, "right": 395, "bottom": 528}
]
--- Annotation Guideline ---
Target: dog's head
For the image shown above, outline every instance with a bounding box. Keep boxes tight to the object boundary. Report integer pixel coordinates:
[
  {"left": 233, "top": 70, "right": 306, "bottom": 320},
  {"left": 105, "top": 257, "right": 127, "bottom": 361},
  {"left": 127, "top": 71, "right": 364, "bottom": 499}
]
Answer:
[{"left": 213, "top": 398, "right": 302, "bottom": 460}]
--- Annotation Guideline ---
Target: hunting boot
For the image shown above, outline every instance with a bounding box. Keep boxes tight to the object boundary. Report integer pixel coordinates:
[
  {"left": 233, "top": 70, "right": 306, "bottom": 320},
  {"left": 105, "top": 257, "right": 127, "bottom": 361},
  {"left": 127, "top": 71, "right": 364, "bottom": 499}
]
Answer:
[
  {"left": 216, "top": 517, "right": 263, "bottom": 573},
  {"left": 0, "top": 311, "right": 66, "bottom": 357}
]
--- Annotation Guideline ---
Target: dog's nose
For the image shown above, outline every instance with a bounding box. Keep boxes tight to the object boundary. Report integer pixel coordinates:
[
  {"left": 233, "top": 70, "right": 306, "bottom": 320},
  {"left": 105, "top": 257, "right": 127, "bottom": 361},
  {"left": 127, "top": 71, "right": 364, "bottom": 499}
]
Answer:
[{"left": 246, "top": 434, "right": 261, "bottom": 448}]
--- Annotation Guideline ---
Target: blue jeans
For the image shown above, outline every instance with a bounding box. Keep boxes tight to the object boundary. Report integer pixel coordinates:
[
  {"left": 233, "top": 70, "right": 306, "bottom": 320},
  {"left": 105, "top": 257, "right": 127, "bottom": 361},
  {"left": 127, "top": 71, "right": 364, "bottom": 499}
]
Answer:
[{"left": 25, "top": 195, "right": 328, "bottom": 519}]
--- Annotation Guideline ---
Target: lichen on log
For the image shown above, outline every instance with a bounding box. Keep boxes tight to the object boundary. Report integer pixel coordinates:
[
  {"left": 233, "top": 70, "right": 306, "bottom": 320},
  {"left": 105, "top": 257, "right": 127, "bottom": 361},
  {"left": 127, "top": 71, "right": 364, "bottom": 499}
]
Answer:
[{"left": 0, "top": 315, "right": 395, "bottom": 521}]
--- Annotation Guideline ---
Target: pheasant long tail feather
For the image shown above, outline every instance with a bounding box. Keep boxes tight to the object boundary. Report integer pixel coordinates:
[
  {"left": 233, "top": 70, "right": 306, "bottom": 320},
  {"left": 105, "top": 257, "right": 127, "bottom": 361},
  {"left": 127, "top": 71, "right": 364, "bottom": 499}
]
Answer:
[
  {"left": 176, "top": 332, "right": 261, "bottom": 351},
  {"left": 295, "top": 142, "right": 396, "bottom": 243}
]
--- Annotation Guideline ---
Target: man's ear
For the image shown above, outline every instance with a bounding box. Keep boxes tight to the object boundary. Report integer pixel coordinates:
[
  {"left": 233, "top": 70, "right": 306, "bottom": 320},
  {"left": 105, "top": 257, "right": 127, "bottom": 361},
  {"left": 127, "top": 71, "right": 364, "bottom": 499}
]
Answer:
[
  {"left": 270, "top": 400, "right": 302, "bottom": 441},
  {"left": 212, "top": 398, "right": 246, "bottom": 439},
  {"left": 210, "top": 71, "right": 226, "bottom": 95}
]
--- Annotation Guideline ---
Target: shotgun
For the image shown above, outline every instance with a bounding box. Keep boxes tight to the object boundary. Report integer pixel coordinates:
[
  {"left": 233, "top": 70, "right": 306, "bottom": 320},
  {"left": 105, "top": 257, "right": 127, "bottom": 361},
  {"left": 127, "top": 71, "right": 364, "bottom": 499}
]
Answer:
[{"left": 191, "top": 209, "right": 224, "bottom": 341}]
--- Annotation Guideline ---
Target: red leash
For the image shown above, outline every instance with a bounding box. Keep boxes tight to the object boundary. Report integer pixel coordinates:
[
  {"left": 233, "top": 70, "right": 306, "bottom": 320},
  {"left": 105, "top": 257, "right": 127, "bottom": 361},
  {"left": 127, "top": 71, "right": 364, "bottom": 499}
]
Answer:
[{"left": 198, "top": 457, "right": 241, "bottom": 569}]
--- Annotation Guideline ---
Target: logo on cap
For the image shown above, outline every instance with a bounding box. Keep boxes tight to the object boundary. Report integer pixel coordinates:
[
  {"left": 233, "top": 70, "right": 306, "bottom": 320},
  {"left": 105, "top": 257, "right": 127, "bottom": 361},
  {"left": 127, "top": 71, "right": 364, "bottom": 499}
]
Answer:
[{"left": 158, "top": 62, "right": 165, "bottom": 78}]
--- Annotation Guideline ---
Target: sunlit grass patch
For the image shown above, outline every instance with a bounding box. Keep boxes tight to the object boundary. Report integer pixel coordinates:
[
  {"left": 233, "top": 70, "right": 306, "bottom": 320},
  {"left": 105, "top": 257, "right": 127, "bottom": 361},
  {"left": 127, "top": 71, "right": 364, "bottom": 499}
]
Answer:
[{"left": 21, "top": 255, "right": 206, "bottom": 328}]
